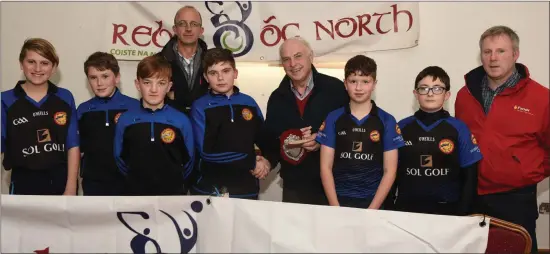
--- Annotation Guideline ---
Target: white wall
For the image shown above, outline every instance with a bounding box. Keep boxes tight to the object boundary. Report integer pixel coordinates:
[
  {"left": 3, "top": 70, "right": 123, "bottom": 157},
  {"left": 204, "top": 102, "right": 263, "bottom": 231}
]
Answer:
[{"left": 1, "top": 2, "right": 548, "bottom": 248}]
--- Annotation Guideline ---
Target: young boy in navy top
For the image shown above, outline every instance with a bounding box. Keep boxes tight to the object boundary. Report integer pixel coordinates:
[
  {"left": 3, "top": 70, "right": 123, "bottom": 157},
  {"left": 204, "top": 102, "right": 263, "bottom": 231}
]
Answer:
[
  {"left": 77, "top": 52, "right": 140, "bottom": 196},
  {"left": 190, "top": 48, "right": 275, "bottom": 199},
  {"left": 316, "top": 55, "right": 405, "bottom": 209},
  {"left": 114, "top": 54, "right": 194, "bottom": 195},
  {"left": 387, "top": 66, "right": 482, "bottom": 215}
]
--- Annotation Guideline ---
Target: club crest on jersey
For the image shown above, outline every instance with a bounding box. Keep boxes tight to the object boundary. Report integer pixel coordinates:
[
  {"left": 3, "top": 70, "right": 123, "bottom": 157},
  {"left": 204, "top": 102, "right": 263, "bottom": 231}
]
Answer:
[
  {"left": 471, "top": 134, "right": 477, "bottom": 145},
  {"left": 242, "top": 108, "right": 253, "bottom": 121},
  {"left": 438, "top": 139, "right": 454, "bottom": 154},
  {"left": 114, "top": 112, "right": 123, "bottom": 124},
  {"left": 319, "top": 121, "right": 326, "bottom": 131},
  {"left": 53, "top": 112, "right": 67, "bottom": 126},
  {"left": 395, "top": 124, "right": 401, "bottom": 135},
  {"left": 370, "top": 130, "right": 380, "bottom": 142},
  {"left": 161, "top": 128, "right": 176, "bottom": 144}
]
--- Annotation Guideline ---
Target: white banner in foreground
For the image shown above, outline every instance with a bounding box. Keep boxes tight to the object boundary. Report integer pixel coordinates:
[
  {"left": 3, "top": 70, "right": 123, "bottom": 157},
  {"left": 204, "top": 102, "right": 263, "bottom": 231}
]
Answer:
[
  {"left": 1, "top": 195, "right": 488, "bottom": 253},
  {"left": 105, "top": 2, "right": 419, "bottom": 62}
]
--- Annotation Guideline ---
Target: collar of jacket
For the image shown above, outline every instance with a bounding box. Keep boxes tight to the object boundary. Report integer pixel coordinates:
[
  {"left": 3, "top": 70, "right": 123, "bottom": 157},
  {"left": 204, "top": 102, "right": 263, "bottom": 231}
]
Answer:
[{"left": 160, "top": 36, "right": 208, "bottom": 62}]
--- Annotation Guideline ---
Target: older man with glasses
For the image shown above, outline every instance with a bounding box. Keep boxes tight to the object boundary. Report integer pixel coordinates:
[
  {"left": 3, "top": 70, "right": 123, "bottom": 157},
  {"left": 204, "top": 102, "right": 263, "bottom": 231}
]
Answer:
[{"left": 159, "top": 5, "right": 209, "bottom": 114}]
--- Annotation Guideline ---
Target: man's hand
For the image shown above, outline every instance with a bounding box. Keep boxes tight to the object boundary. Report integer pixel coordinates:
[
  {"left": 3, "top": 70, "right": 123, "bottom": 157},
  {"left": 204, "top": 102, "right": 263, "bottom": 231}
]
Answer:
[
  {"left": 250, "top": 156, "right": 271, "bottom": 180},
  {"left": 301, "top": 126, "right": 320, "bottom": 152}
]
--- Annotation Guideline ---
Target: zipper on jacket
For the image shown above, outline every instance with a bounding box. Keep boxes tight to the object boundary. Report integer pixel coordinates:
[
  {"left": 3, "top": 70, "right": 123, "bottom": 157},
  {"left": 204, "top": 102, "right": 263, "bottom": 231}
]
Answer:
[
  {"left": 227, "top": 95, "right": 234, "bottom": 122},
  {"left": 105, "top": 109, "right": 110, "bottom": 126},
  {"left": 150, "top": 112, "right": 155, "bottom": 142}
]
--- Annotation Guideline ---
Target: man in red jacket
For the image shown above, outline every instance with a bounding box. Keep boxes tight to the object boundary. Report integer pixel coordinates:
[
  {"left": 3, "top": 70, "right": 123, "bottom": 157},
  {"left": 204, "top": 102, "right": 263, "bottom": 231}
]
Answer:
[{"left": 455, "top": 25, "right": 549, "bottom": 253}]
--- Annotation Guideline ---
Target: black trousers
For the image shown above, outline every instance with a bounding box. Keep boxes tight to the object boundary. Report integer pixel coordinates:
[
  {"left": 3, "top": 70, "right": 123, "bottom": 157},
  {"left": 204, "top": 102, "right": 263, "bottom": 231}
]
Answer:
[
  {"left": 282, "top": 183, "right": 328, "bottom": 206},
  {"left": 474, "top": 184, "right": 539, "bottom": 253},
  {"left": 338, "top": 196, "right": 373, "bottom": 209},
  {"left": 392, "top": 200, "right": 460, "bottom": 216},
  {"left": 10, "top": 168, "right": 67, "bottom": 195},
  {"left": 82, "top": 178, "right": 124, "bottom": 196}
]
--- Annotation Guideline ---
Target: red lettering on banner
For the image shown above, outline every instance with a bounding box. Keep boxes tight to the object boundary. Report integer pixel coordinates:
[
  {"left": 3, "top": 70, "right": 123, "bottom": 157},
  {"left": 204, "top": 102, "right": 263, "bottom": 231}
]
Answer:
[
  {"left": 357, "top": 14, "right": 374, "bottom": 36},
  {"left": 260, "top": 16, "right": 300, "bottom": 47},
  {"left": 132, "top": 26, "right": 152, "bottom": 47},
  {"left": 152, "top": 21, "right": 173, "bottom": 47},
  {"left": 335, "top": 18, "right": 357, "bottom": 39},
  {"left": 314, "top": 20, "right": 334, "bottom": 40},
  {"left": 112, "top": 21, "right": 173, "bottom": 48},
  {"left": 314, "top": 3, "right": 414, "bottom": 40},
  {"left": 112, "top": 24, "right": 129, "bottom": 45},
  {"left": 373, "top": 12, "right": 391, "bottom": 34},
  {"left": 392, "top": 4, "right": 413, "bottom": 32}
]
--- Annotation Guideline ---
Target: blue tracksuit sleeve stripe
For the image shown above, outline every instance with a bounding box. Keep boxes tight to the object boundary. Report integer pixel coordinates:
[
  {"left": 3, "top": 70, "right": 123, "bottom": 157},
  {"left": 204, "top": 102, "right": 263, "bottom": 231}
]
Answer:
[
  {"left": 67, "top": 98, "right": 80, "bottom": 150},
  {"left": 114, "top": 114, "right": 129, "bottom": 175},
  {"left": 191, "top": 101, "right": 248, "bottom": 163},
  {"left": 179, "top": 115, "right": 195, "bottom": 179}
]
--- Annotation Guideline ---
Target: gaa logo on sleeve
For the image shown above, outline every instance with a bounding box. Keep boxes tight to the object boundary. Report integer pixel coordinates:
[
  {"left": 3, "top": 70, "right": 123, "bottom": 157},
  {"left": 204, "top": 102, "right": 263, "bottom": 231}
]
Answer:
[
  {"left": 471, "top": 134, "right": 477, "bottom": 145},
  {"left": 395, "top": 124, "right": 401, "bottom": 135}
]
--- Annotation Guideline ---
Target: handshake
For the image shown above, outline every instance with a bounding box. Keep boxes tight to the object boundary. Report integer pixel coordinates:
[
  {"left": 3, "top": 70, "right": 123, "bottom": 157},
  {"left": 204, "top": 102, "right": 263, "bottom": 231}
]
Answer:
[{"left": 250, "top": 155, "right": 271, "bottom": 180}]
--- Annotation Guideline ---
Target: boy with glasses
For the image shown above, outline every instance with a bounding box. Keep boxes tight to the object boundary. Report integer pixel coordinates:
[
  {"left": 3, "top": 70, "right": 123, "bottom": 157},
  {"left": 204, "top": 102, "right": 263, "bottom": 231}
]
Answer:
[{"left": 387, "top": 66, "right": 482, "bottom": 215}]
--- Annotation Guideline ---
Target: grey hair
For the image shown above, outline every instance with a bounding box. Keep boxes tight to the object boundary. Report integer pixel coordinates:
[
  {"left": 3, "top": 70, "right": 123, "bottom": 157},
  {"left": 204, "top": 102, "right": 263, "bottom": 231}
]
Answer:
[{"left": 279, "top": 36, "right": 314, "bottom": 60}]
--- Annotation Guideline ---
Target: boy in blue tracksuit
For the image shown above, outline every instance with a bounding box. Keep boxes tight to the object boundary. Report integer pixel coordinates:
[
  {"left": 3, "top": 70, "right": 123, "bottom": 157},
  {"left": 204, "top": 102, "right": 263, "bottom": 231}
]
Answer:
[
  {"left": 316, "top": 55, "right": 405, "bottom": 209},
  {"left": 114, "top": 54, "right": 194, "bottom": 195},
  {"left": 77, "top": 52, "right": 140, "bottom": 195},
  {"left": 190, "top": 48, "right": 275, "bottom": 199}
]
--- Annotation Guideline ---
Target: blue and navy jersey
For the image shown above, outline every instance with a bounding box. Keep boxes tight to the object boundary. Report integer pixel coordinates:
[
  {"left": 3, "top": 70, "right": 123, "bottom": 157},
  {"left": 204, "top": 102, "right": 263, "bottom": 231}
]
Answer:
[
  {"left": 77, "top": 88, "right": 140, "bottom": 182},
  {"left": 395, "top": 110, "right": 482, "bottom": 203},
  {"left": 1, "top": 81, "right": 79, "bottom": 171},
  {"left": 113, "top": 102, "right": 194, "bottom": 195},
  {"left": 316, "top": 101, "right": 405, "bottom": 198},
  {"left": 190, "top": 87, "right": 263, "bottom": 197}
]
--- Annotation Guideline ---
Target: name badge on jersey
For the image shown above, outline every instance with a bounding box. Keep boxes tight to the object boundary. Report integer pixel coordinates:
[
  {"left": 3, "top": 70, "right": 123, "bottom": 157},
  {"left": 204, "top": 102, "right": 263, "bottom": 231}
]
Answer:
[{"left": 279, "top": 129, "right": 307, "bottom": 165}]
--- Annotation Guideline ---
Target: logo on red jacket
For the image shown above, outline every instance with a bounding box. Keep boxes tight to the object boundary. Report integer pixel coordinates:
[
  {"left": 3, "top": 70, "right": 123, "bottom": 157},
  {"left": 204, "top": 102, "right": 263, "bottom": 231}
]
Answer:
[
  {"left": 280, "top": 129, "right": 307, "bottom": 165},
  {"left": 438, "top": 139, "right": 454, "bottom": 154},
  {"left": 53, "top": 112, "right": 67, "bottom": 126},
  {"left": 161, "top": 128, "right": 176, "bottom": 144}
]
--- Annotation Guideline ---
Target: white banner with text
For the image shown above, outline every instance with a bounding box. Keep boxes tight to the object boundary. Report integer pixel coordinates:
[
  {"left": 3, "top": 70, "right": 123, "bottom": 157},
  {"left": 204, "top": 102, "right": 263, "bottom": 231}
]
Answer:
[
  {"left": 1, "top": 195, "right": 488, "bottom": 253},
  {"left": 105, "top": 2, "right": 419, "bottom": 62}
]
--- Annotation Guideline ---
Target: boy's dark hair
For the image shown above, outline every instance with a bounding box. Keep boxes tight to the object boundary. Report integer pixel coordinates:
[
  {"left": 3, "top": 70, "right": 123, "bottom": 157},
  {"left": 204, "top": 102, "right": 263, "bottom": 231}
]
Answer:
[
  {"left": 344, "top": 55, "right": 377, "bottom": 80},
  {"left": 414, "top": 66, "right": 450, "bottom": 90},
  {"left": 136, "top": 54, "right": 172, "bottom": 80},
  {"left": 84, "top": 52, "right": 120, "bottom": 76},
  {"left": 202, "top": 48, "right": 236, "bottom": 72}
]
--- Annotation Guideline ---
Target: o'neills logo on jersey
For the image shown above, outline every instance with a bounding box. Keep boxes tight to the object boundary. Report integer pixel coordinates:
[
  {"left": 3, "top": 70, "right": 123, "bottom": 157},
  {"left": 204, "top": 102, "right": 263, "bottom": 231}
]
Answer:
[
  {"left": 161, "top": 128, "right": 176, "bottom": 144},
  {"left": 280, "top": 129, "right": 306, "bottom": 165},
  {"left": 114, "top": 112, "right": 123, "bottom": 124},
  {"left": 340, "top": 141, "right": 374, "bottom": 161},
  {"left": 54, "top": 112, "right": 67, "bottom": 126}
]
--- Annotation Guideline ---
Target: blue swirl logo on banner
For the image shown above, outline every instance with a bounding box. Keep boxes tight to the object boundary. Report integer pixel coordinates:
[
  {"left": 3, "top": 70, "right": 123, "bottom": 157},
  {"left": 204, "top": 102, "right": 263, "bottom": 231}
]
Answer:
[{"left": 205, "top": 1, "right": 254, "bottom": 57}]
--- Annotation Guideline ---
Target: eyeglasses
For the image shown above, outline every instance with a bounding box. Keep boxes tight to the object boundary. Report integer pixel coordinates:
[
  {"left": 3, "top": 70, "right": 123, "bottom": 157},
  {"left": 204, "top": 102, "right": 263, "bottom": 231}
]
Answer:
[
  {"left": 415, "top": 86, "right": 447, "bottom": 95},
  {"left": 175, "top": 20, "right": 202, "bottom": 28}
]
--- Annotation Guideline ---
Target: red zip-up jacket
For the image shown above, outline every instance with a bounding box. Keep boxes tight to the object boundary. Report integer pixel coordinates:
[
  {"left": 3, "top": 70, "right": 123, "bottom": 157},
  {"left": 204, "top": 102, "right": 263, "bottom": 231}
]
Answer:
[{"left": 455, "top": 63, "right": 550, "bottom": 195}]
